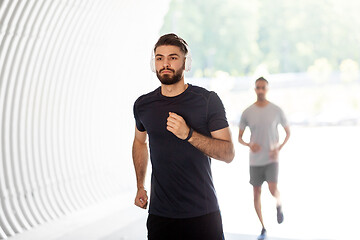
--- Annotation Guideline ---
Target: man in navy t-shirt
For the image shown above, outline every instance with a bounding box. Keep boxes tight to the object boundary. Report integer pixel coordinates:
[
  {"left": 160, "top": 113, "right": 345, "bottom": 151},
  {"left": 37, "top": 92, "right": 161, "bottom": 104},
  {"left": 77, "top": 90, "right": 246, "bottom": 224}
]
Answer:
[{"left": 132, "top": 33, "right": 234, "bottom": 240}]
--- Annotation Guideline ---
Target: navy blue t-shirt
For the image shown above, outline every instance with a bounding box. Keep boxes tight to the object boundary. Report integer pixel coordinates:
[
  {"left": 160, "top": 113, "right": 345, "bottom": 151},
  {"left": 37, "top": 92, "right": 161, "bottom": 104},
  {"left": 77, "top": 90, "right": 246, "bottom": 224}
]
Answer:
[{"left": 133, "top": 84, "right": 229, "bottom": 218}]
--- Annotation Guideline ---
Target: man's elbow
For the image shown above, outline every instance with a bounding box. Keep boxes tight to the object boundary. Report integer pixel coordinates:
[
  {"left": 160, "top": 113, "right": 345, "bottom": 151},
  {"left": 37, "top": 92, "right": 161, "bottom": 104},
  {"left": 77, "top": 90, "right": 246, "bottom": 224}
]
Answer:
[{"left": 224, "top": 147, "right": 235, "bottom": 163}]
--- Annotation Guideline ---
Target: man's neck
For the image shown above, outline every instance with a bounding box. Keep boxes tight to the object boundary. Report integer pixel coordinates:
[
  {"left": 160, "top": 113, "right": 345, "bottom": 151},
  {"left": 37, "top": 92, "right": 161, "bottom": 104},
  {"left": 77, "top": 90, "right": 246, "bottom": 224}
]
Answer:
[
  {"left": 255, "top": 99, "right": 269, "bottom": 107},
  {"left": 161, "top": 79, "right": 188, "bottom": 97}
]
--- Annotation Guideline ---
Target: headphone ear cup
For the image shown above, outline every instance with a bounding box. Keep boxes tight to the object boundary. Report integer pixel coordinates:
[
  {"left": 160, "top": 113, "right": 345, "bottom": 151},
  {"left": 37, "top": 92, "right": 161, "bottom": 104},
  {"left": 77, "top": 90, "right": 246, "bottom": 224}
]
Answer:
[
  {"left": 150, "top": 48, "right": 157, "bottom": 73},
  {"left": 184, "top": 51, "right": 192, "bottom": 72},
  {"left": 150, "top": 57, "right": 156, "bottom": 73}
]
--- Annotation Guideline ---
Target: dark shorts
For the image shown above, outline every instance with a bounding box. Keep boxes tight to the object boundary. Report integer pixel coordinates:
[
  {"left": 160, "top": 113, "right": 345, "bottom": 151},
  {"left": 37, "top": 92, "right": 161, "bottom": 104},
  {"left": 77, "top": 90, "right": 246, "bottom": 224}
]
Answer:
[
  {"left": 250, "top": 162, "right": 279, "bottom": 186},
  {"left": 147, "top": 211, "right": 225, "bottom": 240}
]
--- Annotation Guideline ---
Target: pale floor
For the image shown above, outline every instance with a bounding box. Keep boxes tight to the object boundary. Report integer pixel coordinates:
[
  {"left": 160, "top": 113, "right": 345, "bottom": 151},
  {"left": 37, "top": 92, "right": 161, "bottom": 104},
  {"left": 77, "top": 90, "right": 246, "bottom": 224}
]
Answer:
[{"left": 8, "top": 126, "right": 359, "bottom": 240}]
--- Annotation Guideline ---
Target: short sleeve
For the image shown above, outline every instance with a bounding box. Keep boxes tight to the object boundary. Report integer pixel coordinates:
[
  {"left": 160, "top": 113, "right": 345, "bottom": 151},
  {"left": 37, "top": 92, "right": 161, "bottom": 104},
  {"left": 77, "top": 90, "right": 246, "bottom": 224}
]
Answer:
[
  {"left": 133, "top": 100, "right": 146, "bottom": 132},
  {"left": 239, "top": 111, "right": 248, "bottom": 130},
  {"left": 279, "top": 108, "right": 288, "bottom": 128},
  {"left": 207, "top": 92, "right": 229, "bottom": 132}
]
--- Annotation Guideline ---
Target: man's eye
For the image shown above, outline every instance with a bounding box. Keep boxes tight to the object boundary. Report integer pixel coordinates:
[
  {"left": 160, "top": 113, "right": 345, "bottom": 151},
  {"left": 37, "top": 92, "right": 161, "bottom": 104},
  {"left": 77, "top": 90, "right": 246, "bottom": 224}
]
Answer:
[
  {"left": 171, "top": 57, "right": 177, "bottom": 60},
  {"left": 156, "top": 57, "right": 162, "bottom": 61}
]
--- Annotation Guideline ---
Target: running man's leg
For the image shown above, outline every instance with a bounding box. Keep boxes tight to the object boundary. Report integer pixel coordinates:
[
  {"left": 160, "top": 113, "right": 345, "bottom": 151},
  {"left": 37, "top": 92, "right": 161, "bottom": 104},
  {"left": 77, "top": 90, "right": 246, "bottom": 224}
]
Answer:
[
  {"left": 147, "top": 214, "right": 180, "bottom": 240},
  {"left": 253, "top": 186, "right": 265, "bottom": 229},
  {"left": 250, "top": 165, "right": 266, "bottom": 229},
  {"left": 268, "top": 182, "right": 281, "bottom": 207},
  {"left": 265, "top": 163, "right": 281, "bottom": 207},
  {"left": 266, "top": 163, "right": 284, "bottom": 224},
  {"left": 182, "top": 211, "right": 224, "bottom": 240}
]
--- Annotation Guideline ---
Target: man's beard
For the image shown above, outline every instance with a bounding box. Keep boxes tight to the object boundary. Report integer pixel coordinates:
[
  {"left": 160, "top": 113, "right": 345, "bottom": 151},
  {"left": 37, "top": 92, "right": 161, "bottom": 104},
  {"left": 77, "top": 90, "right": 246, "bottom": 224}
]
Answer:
[{"left": 156, "top": 67, "right": 184, "bottom": 85}]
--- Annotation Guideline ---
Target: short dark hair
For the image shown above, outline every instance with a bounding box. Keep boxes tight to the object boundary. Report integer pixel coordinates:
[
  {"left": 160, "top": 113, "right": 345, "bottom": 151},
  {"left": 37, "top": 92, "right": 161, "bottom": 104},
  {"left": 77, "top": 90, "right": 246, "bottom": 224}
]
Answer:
[
  {"left": 255, "top": 77, "right": 268, "bottom": 84},
  {"left": 154, "top": 33, "right": 189, "bottom": 55}
]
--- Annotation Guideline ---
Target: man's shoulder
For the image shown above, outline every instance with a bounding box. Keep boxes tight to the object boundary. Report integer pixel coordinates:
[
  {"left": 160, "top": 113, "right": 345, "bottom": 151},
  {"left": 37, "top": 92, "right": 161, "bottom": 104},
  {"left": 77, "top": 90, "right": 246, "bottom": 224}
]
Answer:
[
  {"left": 134, "top": 87, "right": 160, "bottom": 106},
  {"left": 246, "top": 102, "right": 282, "bottom": 112},
  {"left": 268, "top": 102, "right": 283, "bottom": 112},
  {"left": 187, "top": 84, "right": 218, "bottom": 100},
  {"left": 188, "top": 84, "right": 211, "bottom": 94},
  {"left": 243, "top": 103, "right": 256, "bottom": 113}
]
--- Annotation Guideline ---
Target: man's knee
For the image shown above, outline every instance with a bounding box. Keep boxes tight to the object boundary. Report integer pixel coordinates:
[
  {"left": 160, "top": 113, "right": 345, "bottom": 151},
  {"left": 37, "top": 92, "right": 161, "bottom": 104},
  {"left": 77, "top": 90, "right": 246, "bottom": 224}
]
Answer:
[
  {"left": 253, "top": 186, "right": 262, "bottom": 201},
  {"left": 268, "top": 182, "right": 278, "bottom": 196}
]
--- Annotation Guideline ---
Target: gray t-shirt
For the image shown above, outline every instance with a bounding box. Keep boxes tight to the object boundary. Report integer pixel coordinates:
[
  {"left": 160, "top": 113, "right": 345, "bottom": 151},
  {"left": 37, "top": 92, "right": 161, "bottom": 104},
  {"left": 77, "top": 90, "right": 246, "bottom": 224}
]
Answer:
[{"left": 239, "top": 102, "right": 288, "bottom": 166}]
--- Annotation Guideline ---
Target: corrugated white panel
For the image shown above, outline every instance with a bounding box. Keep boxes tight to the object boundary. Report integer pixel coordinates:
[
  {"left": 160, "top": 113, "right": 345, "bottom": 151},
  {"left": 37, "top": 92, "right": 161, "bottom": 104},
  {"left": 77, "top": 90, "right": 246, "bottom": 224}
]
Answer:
[{"left": 0, "top": 0, "right": 169, "bottom": 238}]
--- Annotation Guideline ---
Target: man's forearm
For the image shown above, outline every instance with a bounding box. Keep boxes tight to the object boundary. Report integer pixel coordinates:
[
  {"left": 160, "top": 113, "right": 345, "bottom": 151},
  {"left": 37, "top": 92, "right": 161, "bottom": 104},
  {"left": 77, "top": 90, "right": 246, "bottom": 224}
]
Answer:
[
  {"left": 238, "top": 137, "right": 249, "bottom": 147},
  {"left": 279, "top": 127, "right": 290, "bottom": 150},
  {"left": 188, "top": 131, "right": 234, "bottom": 163},
  {"left": 132, "top": 140, "right": 148, "bottom": 189}
]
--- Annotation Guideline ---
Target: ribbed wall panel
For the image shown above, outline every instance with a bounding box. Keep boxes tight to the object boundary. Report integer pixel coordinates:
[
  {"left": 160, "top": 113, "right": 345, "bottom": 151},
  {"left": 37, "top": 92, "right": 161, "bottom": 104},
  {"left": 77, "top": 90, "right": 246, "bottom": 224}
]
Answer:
[{"left": 0, "top": 0, "right": 168, "bottom": 238}]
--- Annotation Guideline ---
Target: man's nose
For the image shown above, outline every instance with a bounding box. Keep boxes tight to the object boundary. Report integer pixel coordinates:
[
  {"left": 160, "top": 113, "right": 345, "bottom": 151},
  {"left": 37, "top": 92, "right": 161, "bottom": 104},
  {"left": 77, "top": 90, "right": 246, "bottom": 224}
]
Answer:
[{"left": 163, "top": 59, "right": 170, "bottom": 68}]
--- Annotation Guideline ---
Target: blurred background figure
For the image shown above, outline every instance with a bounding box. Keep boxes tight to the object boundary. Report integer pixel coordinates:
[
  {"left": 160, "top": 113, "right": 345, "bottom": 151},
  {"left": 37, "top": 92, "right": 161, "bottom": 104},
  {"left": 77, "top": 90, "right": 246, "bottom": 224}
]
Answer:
[{"left": 238, "top": 77, "right": 290, "bottom": 240}]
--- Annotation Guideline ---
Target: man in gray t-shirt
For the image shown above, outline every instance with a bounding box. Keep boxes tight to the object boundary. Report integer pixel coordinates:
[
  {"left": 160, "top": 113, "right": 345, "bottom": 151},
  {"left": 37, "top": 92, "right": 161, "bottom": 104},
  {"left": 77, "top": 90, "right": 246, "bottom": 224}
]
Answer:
[{"left": 238, "top": 77, "right": 290, "bottom": 240}]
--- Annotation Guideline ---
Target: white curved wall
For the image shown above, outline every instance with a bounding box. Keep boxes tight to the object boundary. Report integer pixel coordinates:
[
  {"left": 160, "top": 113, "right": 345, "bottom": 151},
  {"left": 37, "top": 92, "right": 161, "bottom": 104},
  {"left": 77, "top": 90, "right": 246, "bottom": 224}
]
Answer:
[{"left": 0, "top": 0, "right": 168, "bottom": 239}]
